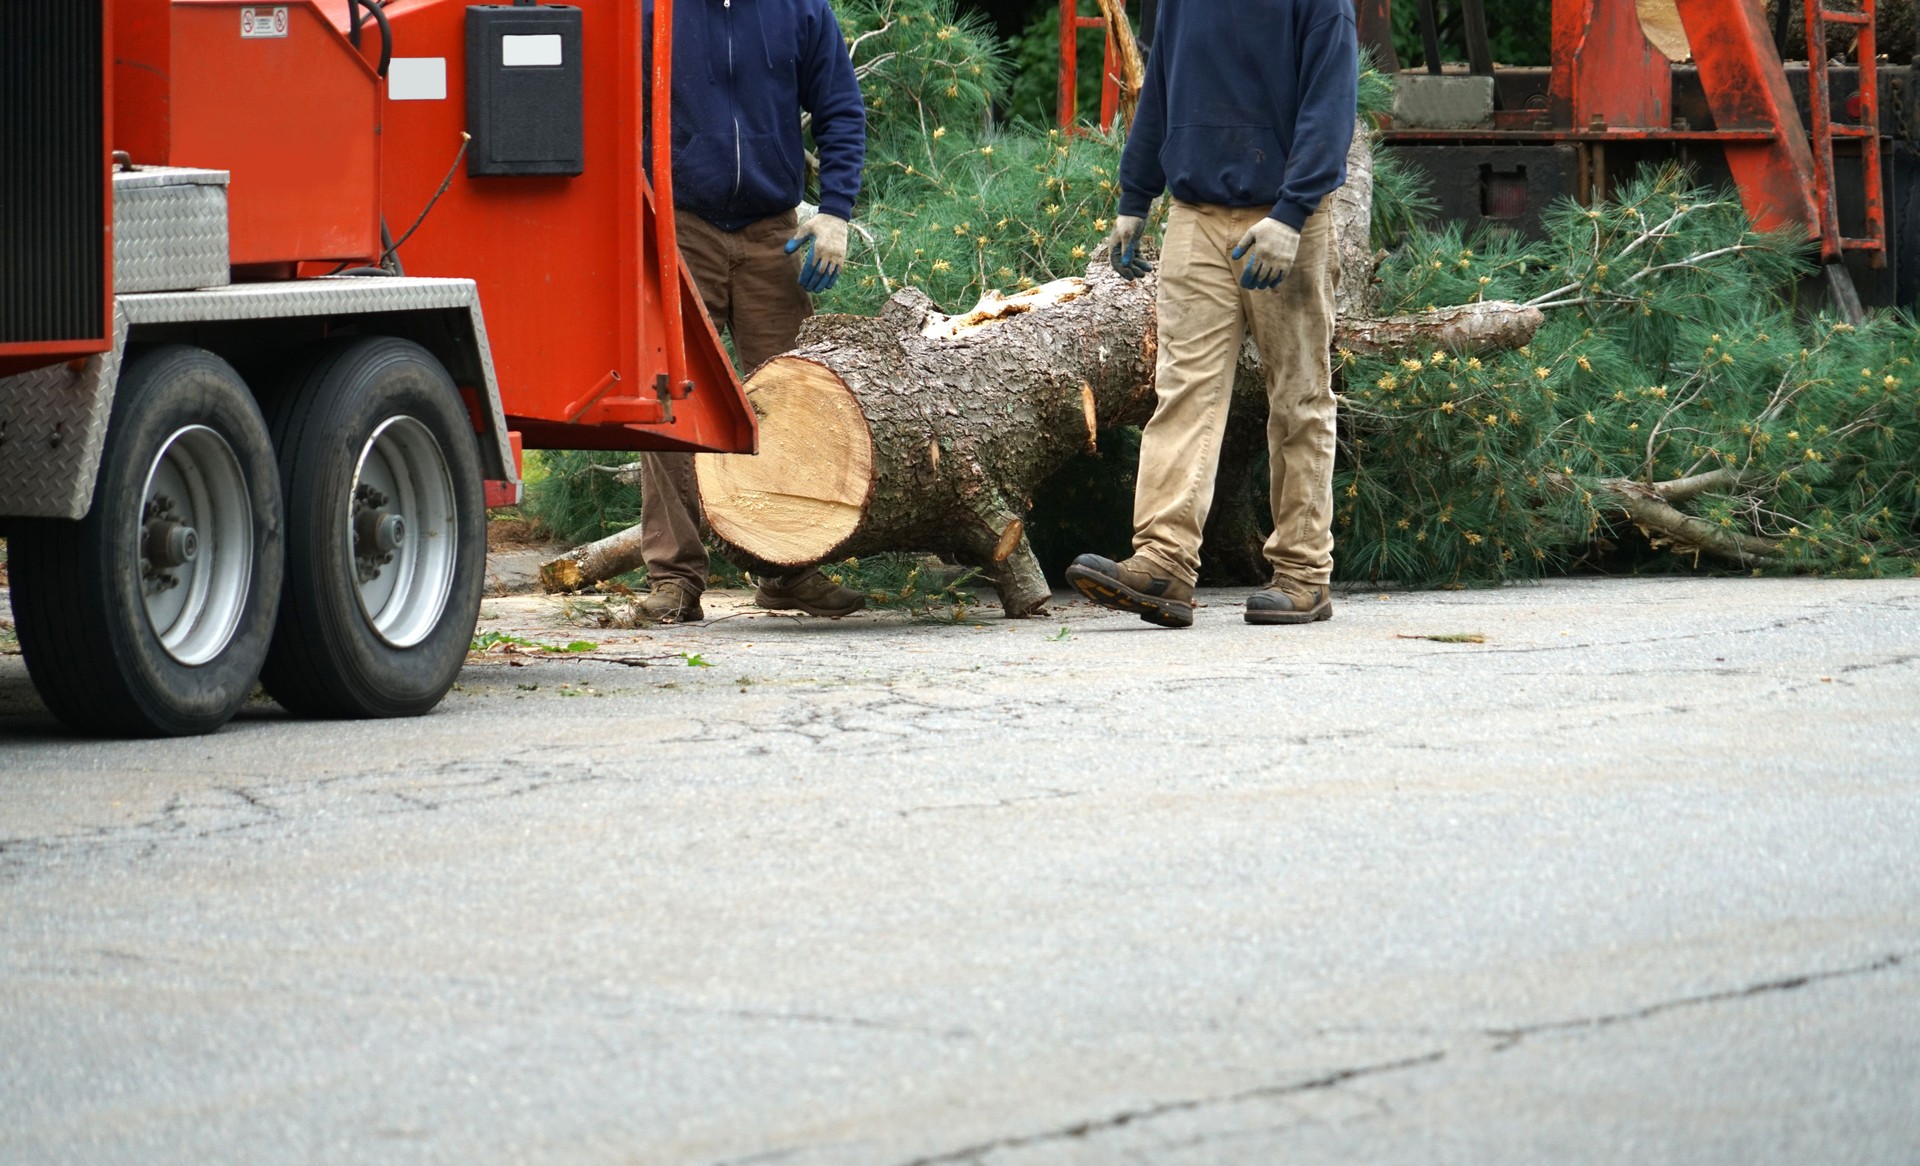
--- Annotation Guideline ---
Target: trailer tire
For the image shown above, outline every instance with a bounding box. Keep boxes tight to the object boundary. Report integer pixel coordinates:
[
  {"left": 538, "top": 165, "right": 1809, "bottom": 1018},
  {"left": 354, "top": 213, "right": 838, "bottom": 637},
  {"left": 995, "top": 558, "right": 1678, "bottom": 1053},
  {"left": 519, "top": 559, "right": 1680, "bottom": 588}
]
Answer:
[
  {"left": 10, "top": 346, "right": 283, "bottom": 737},
  {"left": 260, "top": 336, "right": 485, "bottom": 718}
]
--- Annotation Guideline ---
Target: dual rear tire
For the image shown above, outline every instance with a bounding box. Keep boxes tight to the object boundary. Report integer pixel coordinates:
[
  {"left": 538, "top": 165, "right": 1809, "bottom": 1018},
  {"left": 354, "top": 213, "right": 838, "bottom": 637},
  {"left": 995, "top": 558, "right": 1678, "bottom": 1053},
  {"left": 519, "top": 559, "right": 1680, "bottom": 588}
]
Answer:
[
  {"left": 261, "top": 336, "right": 485, "bottom": 719},
  {"left": 12, "top": 347, "right": 283, "bottom": 736},
  {"left": 10, "top": 337, "right": 485, "bottom": 736}
]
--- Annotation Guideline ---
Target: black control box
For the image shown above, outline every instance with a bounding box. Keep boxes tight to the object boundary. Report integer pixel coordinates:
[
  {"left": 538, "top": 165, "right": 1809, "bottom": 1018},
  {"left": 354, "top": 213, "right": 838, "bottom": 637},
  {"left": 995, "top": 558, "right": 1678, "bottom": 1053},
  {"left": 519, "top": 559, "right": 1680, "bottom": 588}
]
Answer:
[{"left": 465, "top": 4, "right": 583, "bottom": 177}]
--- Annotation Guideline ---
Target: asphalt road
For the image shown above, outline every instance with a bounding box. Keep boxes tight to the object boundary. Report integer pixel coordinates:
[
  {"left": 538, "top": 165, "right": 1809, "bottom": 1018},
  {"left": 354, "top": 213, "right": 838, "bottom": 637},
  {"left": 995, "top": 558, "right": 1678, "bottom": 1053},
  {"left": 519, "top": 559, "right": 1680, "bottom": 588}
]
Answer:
[{"left": 2, "top": 576, "right": 1917, "bottom": 1165}]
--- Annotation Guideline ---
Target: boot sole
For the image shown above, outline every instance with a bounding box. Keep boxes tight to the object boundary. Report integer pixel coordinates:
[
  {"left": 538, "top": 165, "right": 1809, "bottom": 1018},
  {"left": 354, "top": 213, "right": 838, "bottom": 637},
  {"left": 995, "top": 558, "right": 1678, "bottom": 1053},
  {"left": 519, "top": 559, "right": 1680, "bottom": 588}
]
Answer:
[
  {"left": 755, "top": 594, "right": 866, "bottom": 618},
  {"left": 643, "top": 607, "right": 705, "bottom": 624},
  {"left": 1065, "top": 564, "right": 1193, "bottom": 628},
  {"left": 1244, "top": 601, "right": 1333, "bottom": 625}
]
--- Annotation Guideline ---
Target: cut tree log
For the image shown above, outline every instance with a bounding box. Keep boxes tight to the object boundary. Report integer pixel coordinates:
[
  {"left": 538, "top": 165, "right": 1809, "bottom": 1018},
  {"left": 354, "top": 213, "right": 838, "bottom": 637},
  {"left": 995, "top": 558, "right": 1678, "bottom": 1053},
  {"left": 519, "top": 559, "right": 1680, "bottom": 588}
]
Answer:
[
  {"left": 540, "top": 266, "right": 1545, "bottom": 606},
  {"left": 687, "top": 274, "right": 1543, "bottom": 613},
  {"left": 540, "top": 269, "right": 1545, "bottom": 607},
  {"left": 694, "top": 274, "right": 1157, "bottom": 617}
]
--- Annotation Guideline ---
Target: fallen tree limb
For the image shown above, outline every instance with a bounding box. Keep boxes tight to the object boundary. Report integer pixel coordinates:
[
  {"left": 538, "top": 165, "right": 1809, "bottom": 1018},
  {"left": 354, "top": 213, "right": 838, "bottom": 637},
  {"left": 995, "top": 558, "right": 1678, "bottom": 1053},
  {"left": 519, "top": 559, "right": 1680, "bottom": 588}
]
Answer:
[
  {"left": 1549, "top": 471, "right": 1782, "bottom": 566},
  {"left": 540, "top": 528, "right": 645, "bottom": 594},
  {"left": 1338, "top": 301, "right": 1546, "bottom": 357}
]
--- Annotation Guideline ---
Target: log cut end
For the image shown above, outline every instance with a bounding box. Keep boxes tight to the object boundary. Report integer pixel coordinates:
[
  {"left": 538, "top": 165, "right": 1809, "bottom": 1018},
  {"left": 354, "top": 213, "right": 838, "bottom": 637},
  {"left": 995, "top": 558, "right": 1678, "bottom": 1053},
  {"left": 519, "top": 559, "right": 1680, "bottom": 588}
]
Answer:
[
  {"left": 540, "top": 557, "right": 585, "bottom": 594},
  {"left": 696, "top": 356, "right": 876, "bottom": 568}
]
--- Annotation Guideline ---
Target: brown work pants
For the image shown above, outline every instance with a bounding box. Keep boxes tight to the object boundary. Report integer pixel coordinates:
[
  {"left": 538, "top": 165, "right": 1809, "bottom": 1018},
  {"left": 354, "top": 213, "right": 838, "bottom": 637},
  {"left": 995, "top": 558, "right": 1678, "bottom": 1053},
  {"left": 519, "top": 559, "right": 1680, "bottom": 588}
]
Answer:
[
  {"left": 1132, "top": 200, "right": 1339, "bottom": 586},
  {"left": 639, "top": 209, "right": 812, "bottom": 594}
]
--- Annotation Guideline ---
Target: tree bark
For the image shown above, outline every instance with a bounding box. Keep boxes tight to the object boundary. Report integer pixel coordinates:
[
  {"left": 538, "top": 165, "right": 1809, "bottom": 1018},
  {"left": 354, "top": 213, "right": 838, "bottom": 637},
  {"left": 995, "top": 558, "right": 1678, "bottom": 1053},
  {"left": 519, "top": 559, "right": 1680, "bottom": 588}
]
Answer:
[{"left": 1333, "top": 116, "right": 1379, "bottom": 319}]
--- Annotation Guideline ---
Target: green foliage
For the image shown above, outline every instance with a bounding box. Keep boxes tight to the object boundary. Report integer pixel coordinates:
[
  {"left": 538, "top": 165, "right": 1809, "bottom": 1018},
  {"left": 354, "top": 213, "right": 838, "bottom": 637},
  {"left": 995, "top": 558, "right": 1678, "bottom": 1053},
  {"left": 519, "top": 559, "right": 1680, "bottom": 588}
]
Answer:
[
  {"left": 1357, "top": 48, "right": 1395, "bottom": 121},
  {"left": 520, "top": 451, "right": 642, "bottom": 548},
  {"left": 470, "top": 630, "right": 598, "bottom": 653},
  {"left": 843, "top": 126, "right": 1129, "bottom": 314},
  {"left": 838, "top": 0, "right": 1011, "bottom": 181},
  {"left": 822, "top": 553, "right": 984, "bottom": 618},
  {"left": 1370, "top": 146, "right": 1439, "bottom": 251},
  {"left": 1337, "top": 165, "right": 1920, "bottom": 584},
  {"left": 835, "top": 0, "right": 1131, "bottom": 315}
]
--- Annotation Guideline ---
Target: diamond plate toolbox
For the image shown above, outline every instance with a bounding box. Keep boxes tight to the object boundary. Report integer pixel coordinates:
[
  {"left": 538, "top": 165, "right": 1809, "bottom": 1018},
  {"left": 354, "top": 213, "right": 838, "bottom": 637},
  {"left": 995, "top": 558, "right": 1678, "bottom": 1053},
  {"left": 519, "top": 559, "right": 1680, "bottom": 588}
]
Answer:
[{"left": 113, "top": 167, "right": 230, "bottom": 294}]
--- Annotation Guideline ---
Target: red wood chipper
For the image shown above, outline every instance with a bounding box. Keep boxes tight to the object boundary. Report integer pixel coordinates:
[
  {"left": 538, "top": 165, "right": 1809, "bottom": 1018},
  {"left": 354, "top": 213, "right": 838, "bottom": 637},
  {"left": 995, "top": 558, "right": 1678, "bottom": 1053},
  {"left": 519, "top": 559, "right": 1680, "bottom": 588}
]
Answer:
[
  {"left": 0, "top": 0, "right": 756, "bottom": 736},
  {"left": 1360, "top": 0, "right": 1914, "bottom": 315}
]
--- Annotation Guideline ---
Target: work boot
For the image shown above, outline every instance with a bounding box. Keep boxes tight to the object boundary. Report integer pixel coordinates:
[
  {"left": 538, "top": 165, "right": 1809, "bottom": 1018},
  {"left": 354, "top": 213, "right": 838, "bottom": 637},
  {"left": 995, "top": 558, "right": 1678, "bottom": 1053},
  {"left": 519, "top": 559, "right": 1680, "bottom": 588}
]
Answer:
[
  {"left": 1245, "top": 576, "right": 1332, "bottom": 625},
  {"left": 637, "top": 579, "right": 704, "bottom": 624},
  {"left": 1064, "top": 553, "right": 1194, "bottom": 628},
  {"left": 754, "top": 567, "right": 866, "bottom": 618}
]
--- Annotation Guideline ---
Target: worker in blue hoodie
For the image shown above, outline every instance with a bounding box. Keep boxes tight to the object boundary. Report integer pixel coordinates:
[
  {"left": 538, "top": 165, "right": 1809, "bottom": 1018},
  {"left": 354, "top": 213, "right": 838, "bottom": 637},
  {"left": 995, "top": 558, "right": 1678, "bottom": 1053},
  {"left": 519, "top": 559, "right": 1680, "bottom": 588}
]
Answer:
[
  {"left": 1066, "top": 0, "right": 1357, "bottom": 630},
  {"left": 637, "top": 0, "right": 868, "bottom": 623}
]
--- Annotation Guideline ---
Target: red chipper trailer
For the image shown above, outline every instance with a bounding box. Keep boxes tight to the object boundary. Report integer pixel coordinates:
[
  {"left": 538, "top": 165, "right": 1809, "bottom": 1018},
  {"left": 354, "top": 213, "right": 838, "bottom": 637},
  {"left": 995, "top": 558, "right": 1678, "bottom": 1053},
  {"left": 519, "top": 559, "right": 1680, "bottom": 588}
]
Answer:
[{"left": 0, "top": 0, "right": 756, "bottom": 736}]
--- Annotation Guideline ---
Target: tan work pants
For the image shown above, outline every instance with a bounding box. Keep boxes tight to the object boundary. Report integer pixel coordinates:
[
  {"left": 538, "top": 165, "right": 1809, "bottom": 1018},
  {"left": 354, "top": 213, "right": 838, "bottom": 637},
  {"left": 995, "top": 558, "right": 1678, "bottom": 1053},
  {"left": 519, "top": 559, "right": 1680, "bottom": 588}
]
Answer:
[
  {"left": 1132, "top": 200, "right": 1339, "bottom": 586},
  {"left": 639, "top": 209, "right": 813, "bottom": 594}
]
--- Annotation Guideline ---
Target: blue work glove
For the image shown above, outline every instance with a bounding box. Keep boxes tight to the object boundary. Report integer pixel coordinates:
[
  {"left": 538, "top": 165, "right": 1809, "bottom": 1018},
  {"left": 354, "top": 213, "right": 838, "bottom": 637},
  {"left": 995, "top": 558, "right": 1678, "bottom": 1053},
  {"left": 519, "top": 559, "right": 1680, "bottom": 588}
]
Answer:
[
  {"left": 785, "top": 213, "right": 848, "bottom": 293},
  {"left": 1105, "top": 215, "right": 1152, "bottom": 280},
  {"left": 1231, "top": 217, "right": 1301, "bottom": 291}
]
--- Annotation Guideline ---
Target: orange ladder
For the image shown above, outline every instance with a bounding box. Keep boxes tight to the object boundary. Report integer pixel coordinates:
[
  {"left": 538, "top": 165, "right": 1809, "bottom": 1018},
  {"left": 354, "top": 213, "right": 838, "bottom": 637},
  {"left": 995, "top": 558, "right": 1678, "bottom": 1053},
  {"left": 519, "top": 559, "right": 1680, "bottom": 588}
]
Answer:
[{"left": 1804, "top": 0, "right": 1888, "bottom": 267}]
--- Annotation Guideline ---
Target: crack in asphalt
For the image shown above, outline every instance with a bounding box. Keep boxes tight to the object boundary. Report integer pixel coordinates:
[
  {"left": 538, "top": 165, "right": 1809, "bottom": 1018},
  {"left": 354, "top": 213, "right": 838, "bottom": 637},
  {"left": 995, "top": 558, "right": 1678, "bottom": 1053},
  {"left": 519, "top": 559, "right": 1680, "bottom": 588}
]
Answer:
[
  {"left": 0, "top": 744, "right": 604, "bottom": 878},
  {"left": 897, "top": 789, "right": 1081, "bottom": 818},
  {"left": 881, "top": 1052, "right": 1449, "bottom": 1166},
  {"left": 1466, "top": 609, "right": 1841, "bottom": 656},
  {"left": 1481, "top": 950, "right": 1909, "bottom": 1050},
  {"left": 672, "top": 1005, "right": 975, "bottom": 1042},
  {"left": 833, "top": 951, "right": 1914, "bottom": 1166},
  {"left": 1838, "top": 652, "right": 1920, "bottom": 675}
]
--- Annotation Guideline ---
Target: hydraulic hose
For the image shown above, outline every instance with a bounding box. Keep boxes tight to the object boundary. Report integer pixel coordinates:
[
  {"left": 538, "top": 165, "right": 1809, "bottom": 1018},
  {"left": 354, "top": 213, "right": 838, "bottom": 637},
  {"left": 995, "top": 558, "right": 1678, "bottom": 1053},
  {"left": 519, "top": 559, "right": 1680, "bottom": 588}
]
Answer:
[{"left": 347, "top": 0, "right": 393, "bottom": 78}]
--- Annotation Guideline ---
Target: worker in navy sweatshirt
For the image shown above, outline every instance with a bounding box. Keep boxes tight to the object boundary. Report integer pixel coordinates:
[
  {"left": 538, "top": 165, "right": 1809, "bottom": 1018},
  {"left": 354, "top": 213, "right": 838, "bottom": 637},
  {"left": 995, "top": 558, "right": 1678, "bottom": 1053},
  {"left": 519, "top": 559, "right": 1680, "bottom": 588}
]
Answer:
[
  {"left": 637, "top": 0, "right": 868, "bottom": 623},
  {"left": 1067, "top": 0, "right": 1358, "bottom": 630}
]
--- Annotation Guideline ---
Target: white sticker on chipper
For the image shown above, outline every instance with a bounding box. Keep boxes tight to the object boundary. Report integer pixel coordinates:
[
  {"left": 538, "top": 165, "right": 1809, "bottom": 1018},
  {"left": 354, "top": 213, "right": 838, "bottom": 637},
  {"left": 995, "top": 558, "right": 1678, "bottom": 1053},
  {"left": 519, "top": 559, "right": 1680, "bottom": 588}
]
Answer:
[
  {"left": 501, "top": 34, "right": 563, "bottom": 67},
  {"left": 240, "top": 7, "right": 288, "bottom": 38},
  {"left": 388, "top": 58, "right": 448, "bottom": 101}
]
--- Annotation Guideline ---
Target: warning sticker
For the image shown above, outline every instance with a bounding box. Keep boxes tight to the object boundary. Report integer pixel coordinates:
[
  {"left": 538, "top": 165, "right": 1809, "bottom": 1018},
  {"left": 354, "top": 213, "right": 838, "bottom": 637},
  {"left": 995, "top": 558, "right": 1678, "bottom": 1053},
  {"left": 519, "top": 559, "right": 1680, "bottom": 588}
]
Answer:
[{"left": 240, "top": 7, "right": 289, "bottom": 38}]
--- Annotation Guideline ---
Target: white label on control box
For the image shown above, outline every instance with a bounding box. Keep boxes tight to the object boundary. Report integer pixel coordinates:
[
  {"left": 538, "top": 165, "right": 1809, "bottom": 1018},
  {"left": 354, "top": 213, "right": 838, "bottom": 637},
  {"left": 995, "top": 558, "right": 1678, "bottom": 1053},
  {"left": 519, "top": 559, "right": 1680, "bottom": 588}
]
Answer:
[
  {"left": 388, "top": 58, "right": 448, "bottom": 101},
  {"left": 240, "top": 7, "right": 288, "bottom": 37},
  {"left": 501, "top": 34, "right": 563, "bottom": 67}
]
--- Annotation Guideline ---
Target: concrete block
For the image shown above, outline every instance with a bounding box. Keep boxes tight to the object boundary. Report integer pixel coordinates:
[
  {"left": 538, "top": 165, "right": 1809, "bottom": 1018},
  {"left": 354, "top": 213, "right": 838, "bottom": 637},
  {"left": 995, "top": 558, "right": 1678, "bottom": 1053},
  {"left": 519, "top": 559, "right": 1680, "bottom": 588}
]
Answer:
[{"left": 1392, "top": 73, "right": 1496, "bottom": 130}]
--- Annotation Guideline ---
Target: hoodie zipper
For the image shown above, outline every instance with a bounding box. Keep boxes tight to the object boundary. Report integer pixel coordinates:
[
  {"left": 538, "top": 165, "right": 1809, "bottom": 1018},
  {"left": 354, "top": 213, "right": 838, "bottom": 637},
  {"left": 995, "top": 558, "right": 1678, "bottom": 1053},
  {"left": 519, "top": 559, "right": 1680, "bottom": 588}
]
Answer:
[{"left": 726, "top": 0, "right": 742, "bottom": 205}]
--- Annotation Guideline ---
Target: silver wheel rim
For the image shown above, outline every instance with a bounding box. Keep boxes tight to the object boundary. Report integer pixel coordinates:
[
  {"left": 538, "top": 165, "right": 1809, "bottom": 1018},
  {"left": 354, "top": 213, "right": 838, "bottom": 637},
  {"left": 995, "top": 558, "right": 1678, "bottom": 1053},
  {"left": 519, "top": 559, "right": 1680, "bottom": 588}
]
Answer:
[
  {"left": 350, "top": 416, "right": 457, "bottom": 649},
  {"left": 140, "top": 425, "right": 253, "bottom": 666}
]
